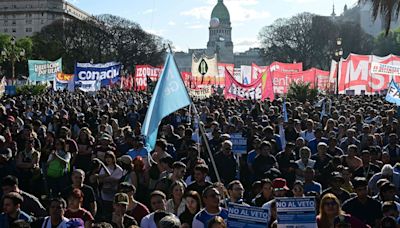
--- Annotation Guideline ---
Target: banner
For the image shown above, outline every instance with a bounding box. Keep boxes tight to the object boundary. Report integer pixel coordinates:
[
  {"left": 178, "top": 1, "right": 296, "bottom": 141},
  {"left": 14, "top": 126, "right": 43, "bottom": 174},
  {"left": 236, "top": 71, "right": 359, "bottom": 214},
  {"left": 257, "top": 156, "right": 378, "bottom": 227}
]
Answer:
[
  {"left": 269, "top": 61, "right": 303, "bottom": 73},
  {"left": 329, "top": 60, "right": 338, "bottom": 93},
  {"left": 74, "top": 62, "right": 121, "bottom": 92},
  {"left": 227, "top": 203, "right": 269, "bottom": 228},
  {"left": 371, "top": 62, "right": 400, "bottom": 75},
  {"left": 234, "top": 68, "right": 242, "bottom": 83},
  {"left": 276, "top": 197, "right": 317, "bottom": 228},
  {"left": 28, "top": 58, "right": 62, "bottom": 82},
  {"left": 217, "top": 63, "right": 234, "bottom": 86},
  {"left": 386, "top": 80, "right": 400, "bottom": 105},
  {"left": 251, "top": 63, "right": 268, "bottom": 81},
  {"left": 315, "top": 68, "right": 330, "bottom": 91},
  {"left": 272, "top": 69, "right": 316, "bottom": 94},
  {"left": 191, "top": 54, "right": 218, "bottom": 86},
  {"left": 121, "top": 75, "right": 134, "bottom": 90},
  {"left": 224, "top": 68, "right": 274, "bottom": 101},
  {"left": 134, "top": 65, "right": 162, "bottom": 91},
  {"left": 54, "top": 72, "right": 74, "bottom": 91},
  {"left": 338, "top": 53, "right": 400, "bottom": 94},
  {"left": 230, "top": 133, "right": 247, "bottom": 154},
  {"left": 189, "top": 86, "right": 212, "bottom": 100}
]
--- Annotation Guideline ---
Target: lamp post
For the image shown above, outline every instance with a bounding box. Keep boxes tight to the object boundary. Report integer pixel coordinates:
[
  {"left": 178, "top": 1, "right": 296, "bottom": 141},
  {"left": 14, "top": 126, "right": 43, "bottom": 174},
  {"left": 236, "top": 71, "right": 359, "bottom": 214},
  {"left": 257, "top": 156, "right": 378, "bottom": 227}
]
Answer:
[
  {"left": 334, "top": 37, "right": 343, "bottom": 96},
  {"left": 1, "top": 36, "right": 25, "bottom": 85}
]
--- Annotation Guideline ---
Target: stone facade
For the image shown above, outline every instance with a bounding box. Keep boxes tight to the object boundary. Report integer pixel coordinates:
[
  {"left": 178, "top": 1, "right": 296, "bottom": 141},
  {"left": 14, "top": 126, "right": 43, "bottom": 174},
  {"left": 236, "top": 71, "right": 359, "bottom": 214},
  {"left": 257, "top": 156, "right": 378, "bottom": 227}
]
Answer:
[{"left": 0, "top": 0, "right": 91, "bottom": 38}]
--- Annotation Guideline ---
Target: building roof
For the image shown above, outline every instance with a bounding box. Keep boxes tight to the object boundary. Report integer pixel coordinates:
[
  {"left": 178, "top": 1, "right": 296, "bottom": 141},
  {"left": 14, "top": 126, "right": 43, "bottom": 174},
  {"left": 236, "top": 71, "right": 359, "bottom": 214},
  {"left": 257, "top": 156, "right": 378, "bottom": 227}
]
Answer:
[{"left": 211, "top": 0, "right": 230, "bottom": 23}]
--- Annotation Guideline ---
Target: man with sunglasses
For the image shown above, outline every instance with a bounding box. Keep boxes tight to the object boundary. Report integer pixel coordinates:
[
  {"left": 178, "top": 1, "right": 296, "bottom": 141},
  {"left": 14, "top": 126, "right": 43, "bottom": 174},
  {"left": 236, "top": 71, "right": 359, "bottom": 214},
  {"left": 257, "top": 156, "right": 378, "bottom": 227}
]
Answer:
[
  {"left": 192, "top": 186, "right": 228, "bottom": 228},
  {"left": 342, "top": 177, "right": 383, "bottom": 228}
]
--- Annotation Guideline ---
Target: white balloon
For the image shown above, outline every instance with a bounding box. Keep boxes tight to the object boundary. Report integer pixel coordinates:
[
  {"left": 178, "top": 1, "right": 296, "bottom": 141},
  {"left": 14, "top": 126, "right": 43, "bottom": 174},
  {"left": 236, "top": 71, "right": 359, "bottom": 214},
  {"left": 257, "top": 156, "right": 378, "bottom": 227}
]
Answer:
[{"left": 210, "top": 17, "right": 220, "bottom": 28}]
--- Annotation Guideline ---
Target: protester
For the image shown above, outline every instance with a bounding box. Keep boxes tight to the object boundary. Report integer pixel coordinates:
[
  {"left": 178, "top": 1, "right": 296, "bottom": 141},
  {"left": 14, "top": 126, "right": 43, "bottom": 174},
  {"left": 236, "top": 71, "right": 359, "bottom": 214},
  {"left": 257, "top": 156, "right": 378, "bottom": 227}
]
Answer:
[{"left": 0, "top": 192, "right": 32, "bottom": 228}]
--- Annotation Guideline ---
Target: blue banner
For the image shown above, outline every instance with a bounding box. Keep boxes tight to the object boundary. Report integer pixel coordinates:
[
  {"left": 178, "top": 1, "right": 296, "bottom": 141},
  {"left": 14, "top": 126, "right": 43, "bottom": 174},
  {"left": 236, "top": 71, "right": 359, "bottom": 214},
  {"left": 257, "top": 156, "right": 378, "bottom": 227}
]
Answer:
[
  {"left": 28, "top": 58, "right": 62, "bottom": 82},
  {"left": 386, "top": 80, "right": 400, "bottom": 106},
  {"left": 276, "top": 197, "right": 317, "bottom": 228},
  {"left": 230, "top": 133, "right": 247, "bottom": 154},
  {"left": 74, "top": 62, "right": 121, "bottom": 92},
  {"left": 227, "top": 203, "right": 269, "bottom": 228}
]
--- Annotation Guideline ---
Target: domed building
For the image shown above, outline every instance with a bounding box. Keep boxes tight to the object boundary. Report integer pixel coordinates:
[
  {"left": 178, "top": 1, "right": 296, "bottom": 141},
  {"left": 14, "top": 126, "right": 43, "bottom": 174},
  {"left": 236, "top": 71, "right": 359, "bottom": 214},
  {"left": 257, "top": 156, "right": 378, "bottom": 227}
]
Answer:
[{"left": 207, "top": 0, "right": 234, "bottom": 63}]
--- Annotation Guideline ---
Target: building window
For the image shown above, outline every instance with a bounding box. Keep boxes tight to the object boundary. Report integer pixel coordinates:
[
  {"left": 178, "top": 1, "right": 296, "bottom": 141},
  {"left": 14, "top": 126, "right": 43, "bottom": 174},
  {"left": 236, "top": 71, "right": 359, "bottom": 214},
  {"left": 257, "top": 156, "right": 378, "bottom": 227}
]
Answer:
[
  {"left": 12, "top": 20, "right": 16, "bottom": 25},
  {"left": 26, "top": 19, "right": 32, "bottom": 24},
  {"left": 26, "top": 28, "right": 32, "bottom": 32},
  {"left": 12, "top": 28, "right": 16, "bottom": 33}
]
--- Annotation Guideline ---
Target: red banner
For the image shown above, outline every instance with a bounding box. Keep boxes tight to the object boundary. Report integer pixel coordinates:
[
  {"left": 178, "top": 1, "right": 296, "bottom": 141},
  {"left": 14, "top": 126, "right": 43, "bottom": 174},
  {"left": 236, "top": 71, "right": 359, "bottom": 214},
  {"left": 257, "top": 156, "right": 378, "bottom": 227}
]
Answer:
[
  {"left": 271, "top": 69, "right": 315, "bottom": 94},
  {"left": 134, "top": 65, "right": 162, "bottom": 91},
  {"left": 121, "top": 75, "right": 134, "bottom": 90},
  {"left": 338, "top": 54, "right": 400, "bottom": 94},
  {"left": 269, "top": 61, "right": 303, "bottom": 73},
  {"left": 224, "top": 68, "right": 274, "bottom": 101}
]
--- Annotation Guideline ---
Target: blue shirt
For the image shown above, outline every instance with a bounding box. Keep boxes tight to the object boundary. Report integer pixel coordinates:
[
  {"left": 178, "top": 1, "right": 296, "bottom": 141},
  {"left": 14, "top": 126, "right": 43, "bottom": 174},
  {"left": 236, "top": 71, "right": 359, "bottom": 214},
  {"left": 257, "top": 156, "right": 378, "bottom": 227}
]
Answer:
[
  {"left": 0, "top": 210, "right": 32, "bottom": 228},
  {"left": 192, "top": 208, "right": 228, "bottom": 228},
  {"left": 304, "top": 181, "right": 322, "bottom": 194}
]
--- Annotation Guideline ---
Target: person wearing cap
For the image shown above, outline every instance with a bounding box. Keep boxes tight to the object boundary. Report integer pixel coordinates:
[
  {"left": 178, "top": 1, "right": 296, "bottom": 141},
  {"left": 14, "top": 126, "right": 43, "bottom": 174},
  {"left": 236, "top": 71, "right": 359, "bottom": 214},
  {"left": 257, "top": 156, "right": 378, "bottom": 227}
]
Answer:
[
  {"left": 321, "top": 172, "right": 351, "bottom": 204},
  {"left": 118, "top": 182, "right": 150, "bottom": 224},
  {"left": 111, "top": 193, "right": 138, "bottom": 228},
  {"left": 342, "top": 177, "right": 383, "bottom": 227},
  {"left": 271, "top": 178, "right": 289, "bottom": 198},
  {"left": 65, "top": 188, "right": 94, "bottom": 228},
  {"left": 368, "top": 164, "right": 400, "bottom": 195},
  {"left": 373, "top": 181, "right": 400, "bottom": 209},
  {"left": 311, "top": 142, "right": 332, "bottom": 183},
  {"left": 61, "top": 169, "right": 97, "bottom": 217}
]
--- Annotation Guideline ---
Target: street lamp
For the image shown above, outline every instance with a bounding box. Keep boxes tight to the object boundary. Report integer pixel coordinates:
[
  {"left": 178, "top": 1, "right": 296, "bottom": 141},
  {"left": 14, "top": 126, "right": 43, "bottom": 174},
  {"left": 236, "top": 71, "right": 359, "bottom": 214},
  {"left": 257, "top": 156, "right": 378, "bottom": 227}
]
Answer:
[{"left": 334, "top": 37, "right": 343, "bottom": 96}]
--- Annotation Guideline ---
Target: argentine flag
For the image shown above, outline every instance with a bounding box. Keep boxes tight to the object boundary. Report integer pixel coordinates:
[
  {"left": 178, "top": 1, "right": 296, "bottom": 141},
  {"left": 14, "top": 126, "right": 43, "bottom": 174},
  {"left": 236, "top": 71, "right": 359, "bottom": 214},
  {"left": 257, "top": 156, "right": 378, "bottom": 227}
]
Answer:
[{"left": 141, "top": 53, "right": 191, "bottom": 151}]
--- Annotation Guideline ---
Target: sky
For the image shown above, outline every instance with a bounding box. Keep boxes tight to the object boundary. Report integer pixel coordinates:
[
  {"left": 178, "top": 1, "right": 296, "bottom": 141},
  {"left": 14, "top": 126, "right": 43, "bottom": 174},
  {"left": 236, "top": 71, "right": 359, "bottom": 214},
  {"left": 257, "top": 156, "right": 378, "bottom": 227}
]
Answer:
[{"left": 68, "top": 0, "right": 359, "bottom": 53}]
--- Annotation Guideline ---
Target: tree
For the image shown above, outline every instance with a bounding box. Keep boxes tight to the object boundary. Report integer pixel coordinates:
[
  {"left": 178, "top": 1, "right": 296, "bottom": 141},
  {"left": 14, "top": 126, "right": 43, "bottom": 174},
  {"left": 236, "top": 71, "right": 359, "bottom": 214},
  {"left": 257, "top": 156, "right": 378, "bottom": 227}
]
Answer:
[
  {"left": 359, "top": 0, "right": 400, "bottom": 35},
  {"left": 287, "top": 82, "right": 318, "bottom": 102},
  {"left": 32, "top": 15, "right": 166, "bottom": 73},
  {"left": 373, "top": 28, "right": 400, "bottom": 55},
  {"left": 259, "top": 12, "right": 373, "bottom": 70}
]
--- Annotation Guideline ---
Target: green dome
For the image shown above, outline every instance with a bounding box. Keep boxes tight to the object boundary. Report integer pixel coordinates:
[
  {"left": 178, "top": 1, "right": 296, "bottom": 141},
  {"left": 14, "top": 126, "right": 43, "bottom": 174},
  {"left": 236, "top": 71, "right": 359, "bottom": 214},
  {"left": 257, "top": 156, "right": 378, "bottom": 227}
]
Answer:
[{"left": 211, "top": 0, "right": 230, "bottom": 22}]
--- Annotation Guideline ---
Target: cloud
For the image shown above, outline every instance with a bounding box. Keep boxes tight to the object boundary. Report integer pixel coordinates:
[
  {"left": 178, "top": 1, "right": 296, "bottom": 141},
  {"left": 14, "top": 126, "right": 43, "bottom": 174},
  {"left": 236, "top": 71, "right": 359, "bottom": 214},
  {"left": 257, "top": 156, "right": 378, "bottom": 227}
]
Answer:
[
  {"left": 142, "top": 9, "right": 157, "bottom": 15},
  {"left": 181, "top": 0, "right": 270, "bottom": 22},
  {"left": 144, "top": 28, "right": 165, "bottom": 36},
  {"left": 186, "top": 24, "right": 207, "bottom": 29},
  {"left": 234, "top": 38, "right": 260, "bottom": 47},
  {"left": 168, "top": 21, "right": 176, "bottom": 26}
]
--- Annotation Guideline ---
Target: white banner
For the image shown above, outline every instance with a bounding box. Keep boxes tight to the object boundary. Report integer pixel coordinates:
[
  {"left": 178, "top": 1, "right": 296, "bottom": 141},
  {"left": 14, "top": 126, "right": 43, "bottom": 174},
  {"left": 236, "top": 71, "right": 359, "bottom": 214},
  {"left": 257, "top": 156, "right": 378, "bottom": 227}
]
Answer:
[
  {"left": 189, "top": 86, "right": 212, "bottom": 100},
  {"left": 371, "top": 62, "right": 400, "bottom": 75}
]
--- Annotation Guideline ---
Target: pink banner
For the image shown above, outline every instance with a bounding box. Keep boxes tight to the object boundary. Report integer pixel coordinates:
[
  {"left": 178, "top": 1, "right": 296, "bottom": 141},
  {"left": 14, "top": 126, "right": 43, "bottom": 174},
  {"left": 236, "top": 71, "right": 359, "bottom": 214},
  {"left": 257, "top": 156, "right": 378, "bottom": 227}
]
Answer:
[
  {"left": 134, "top": 65, "right": 162, "bottom": 91},
  {"left": 338, "top": 54, "right": 400, "bottom": 94},
  {"left": 224, "top": 68, "right": 274, "bottom": 101},
  {"left": 272, "top": 69, "right": 315, "bottom": 94},
  {"left": 269, "top": 61, "right": 303, "bottom": 73}
]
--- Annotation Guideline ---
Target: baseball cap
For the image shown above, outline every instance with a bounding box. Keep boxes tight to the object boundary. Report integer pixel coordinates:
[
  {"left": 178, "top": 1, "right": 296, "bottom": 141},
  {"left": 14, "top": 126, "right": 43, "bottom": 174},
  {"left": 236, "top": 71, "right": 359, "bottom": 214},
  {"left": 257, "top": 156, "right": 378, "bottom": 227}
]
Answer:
[
  {"left": 114, "top": 193, "right": 129, "bottom": 205},
  {"left": 272, "top": 178, "right": 289, "bottom": 191},
  {"left": 118, "top": 155, "right": 132, "bottom": 166}
]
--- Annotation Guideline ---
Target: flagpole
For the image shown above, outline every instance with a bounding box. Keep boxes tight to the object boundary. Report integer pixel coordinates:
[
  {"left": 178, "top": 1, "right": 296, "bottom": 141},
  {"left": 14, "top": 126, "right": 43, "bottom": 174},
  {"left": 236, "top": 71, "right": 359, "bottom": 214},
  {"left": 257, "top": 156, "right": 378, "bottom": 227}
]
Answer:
[{"left": 168, "top": 45, "right": 226, "bottom": 198}]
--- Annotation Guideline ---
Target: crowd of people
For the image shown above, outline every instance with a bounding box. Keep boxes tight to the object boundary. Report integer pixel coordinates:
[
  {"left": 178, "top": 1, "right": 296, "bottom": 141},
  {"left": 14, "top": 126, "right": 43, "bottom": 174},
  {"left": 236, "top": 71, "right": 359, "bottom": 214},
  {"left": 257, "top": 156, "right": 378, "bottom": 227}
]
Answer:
[{"left": 0, "top": 88, "right": 399, "bottom": 228}]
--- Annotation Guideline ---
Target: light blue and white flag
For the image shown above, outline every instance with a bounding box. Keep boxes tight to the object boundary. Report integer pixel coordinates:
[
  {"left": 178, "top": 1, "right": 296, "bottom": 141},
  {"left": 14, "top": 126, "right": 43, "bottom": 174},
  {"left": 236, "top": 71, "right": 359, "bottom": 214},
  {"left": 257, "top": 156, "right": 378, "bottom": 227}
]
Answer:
[
  {"left": 141, "top": 53, "right": 191, "bottom": 151},
  {"left": 386, "top": 79, "right": 400, "bottom": 106},
  {"left": 282, "top": 98, "right": 288, "bottom": 123}
]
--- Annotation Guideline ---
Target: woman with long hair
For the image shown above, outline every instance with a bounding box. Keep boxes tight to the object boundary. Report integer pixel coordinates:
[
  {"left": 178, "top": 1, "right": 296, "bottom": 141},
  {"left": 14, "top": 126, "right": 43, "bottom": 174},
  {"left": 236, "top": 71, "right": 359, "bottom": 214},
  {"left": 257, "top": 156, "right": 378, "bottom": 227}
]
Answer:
[
  {"left": 179, "top": 191, "right": 202, "bottom": 228},
  {"left": 75, "top": 127, "right": 94, "bottom": 172},
  {"left": 317, "top": 193, "right": 368, "bottom": 228},
  {"left": 98, "top": 151, "right": 123, "bottom": 220},
  {"left": 166, "top": 181, "right": 187, "bottom": 216}
]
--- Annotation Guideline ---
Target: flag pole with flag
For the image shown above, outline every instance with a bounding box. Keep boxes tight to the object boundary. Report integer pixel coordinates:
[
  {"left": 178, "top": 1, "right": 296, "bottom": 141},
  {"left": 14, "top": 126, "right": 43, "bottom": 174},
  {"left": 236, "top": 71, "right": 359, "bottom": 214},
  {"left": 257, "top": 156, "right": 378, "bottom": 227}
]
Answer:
[
  {"left": 386, "top": 79, "right": 400, "bottom": 106},
  {"left": 141, "top": 52, "right": 191, "bottom": 151}
]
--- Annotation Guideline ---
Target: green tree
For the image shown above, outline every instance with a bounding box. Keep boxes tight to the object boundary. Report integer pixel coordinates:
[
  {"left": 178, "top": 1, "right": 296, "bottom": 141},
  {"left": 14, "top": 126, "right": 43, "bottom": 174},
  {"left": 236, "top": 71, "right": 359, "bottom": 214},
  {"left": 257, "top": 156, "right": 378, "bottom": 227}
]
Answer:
[
  {"left": 359, "top": 0, "right": 400, "bottom": 35},
  {"left": 287, "top": 81, "right": 318, "bottom": 102},
  {"left": 373, "top": 28, "right": 400, "bottom": 55}
]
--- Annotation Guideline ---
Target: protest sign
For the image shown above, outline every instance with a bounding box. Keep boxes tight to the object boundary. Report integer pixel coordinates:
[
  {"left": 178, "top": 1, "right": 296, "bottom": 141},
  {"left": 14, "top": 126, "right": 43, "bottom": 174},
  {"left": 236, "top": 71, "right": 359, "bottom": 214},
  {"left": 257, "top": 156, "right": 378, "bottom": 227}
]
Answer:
[
  {"left": 28, "top": 58, "right": 62, "bottom": 82},
  {"left": 227, "top": 203, "right": 269, "bottom": 228},
  {"left": 75, "top": 62, "right": 121, "bottom": 92},
  {"left": 54, "top": 73, "right": 74, "bottom": 91},
  {"left": 230, "top": 133, "right": 247, "bottom": 154},
  {"left": 276, "top": 197, "right": 317, "bottom": 228},
  {"left": 189, "top": 86, "right": 212, "bottom": 100},
  {"left": 134, "top": 65, "right": 162, "bottom": 91}
]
